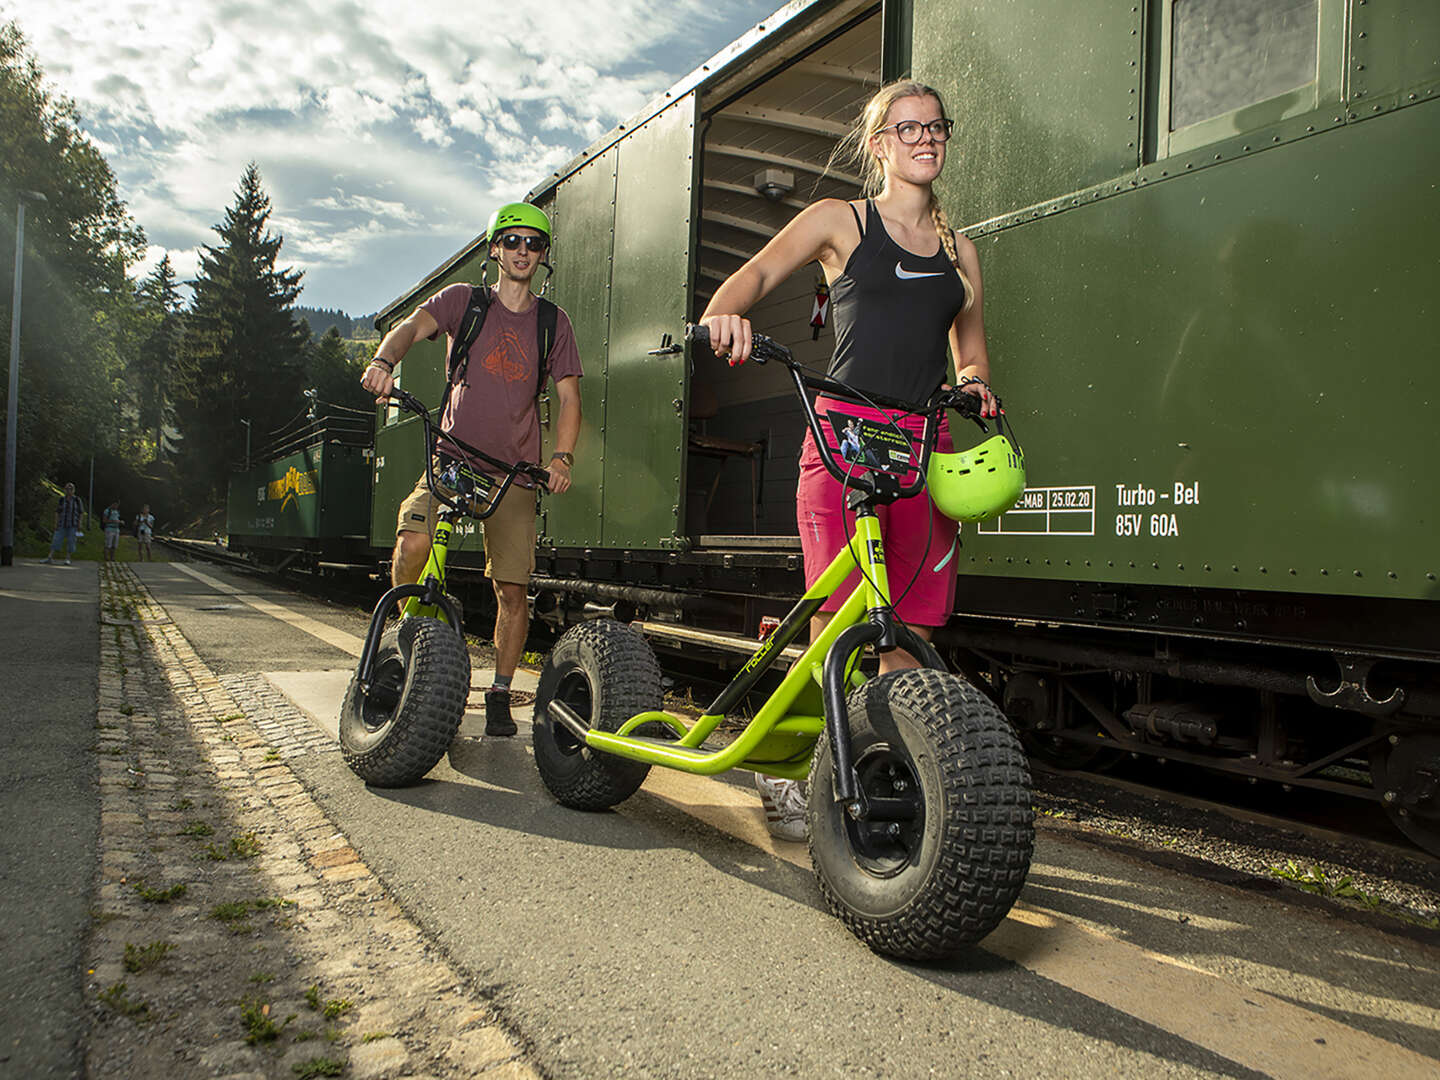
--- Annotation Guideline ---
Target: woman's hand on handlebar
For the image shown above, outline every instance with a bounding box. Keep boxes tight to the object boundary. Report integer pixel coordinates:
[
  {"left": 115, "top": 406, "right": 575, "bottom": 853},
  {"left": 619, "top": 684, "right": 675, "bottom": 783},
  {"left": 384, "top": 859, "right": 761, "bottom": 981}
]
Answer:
[
  {"left": 361, "top": 359, "right": 396, "bottom": 402},
  {"left": 700, "top": 314, "right": 753, "bottom": 367}
]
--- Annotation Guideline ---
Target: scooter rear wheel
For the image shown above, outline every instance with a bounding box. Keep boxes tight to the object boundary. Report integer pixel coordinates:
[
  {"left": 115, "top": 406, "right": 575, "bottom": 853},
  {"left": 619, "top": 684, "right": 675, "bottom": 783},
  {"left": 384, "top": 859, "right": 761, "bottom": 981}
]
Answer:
[{"left": 532, "top": 619, "right": 664, "bottom": 810}]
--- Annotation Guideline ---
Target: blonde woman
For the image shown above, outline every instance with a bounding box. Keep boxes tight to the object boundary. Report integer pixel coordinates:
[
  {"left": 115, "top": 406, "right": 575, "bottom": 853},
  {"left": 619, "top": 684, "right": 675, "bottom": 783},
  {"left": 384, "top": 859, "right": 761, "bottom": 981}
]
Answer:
[{"left": 700, "top": 80, "right": 1000, "bottom": 840}]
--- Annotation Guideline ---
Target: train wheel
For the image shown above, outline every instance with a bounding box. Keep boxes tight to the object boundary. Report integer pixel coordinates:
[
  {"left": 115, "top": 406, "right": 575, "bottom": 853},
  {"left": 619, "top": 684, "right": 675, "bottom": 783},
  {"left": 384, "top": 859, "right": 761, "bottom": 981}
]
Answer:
[
  {"left": 808, "top": 669, "right": 1034, "bottom": 960},
  {"left": 1371, "top": 731, "right": 1440, "bottom": 856},
  {"left": 532, "top": 619, "right": 664, "bottom": 810},
  {"left": 339, "top": 616, "right": 470, "bottom": 787}
]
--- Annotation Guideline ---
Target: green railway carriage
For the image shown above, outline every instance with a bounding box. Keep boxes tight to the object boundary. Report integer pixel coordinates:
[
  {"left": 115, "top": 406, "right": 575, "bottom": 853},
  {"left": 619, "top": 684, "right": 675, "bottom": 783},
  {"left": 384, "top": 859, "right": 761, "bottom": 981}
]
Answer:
[
  {"left": 226, "top": 419, "right": 372, "bottom": 565},
  {"left": 371, "top": 0, "right": 1440, "bottom": 850}
]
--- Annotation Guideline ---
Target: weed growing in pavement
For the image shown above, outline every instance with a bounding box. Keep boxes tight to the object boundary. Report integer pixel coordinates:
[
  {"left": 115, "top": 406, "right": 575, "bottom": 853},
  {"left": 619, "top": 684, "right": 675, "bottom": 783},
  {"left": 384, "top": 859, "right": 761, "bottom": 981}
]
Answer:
[
  {"left": 123, "top": 941, "right": 176, "bottom": 974},
  {"left": 133, "top": 881, "right": 188, "bottom": 903},
  {"left": 239, "top": 996, "right": 293, "bottom": 1044},
  {"left": 304, "top": 984, "right": 322, "bottom": 1011},
  {"left": 177, "top": 821, "right": 215, "bottom": 837},
  {"left": 220, "top": 733, "right": 236, "bottom": 742},
  {"left": 248, "top": 971, "right": 275, "bottom": 984},
  {"left": 520, "top": 649, "right": 544, "bottom": 667},
  {"left": 1268, "top": 860, "right": 1381, "bottom": 906},
  {"left": 211, "top": 901, "right": 252, "bottom": 925},
  {"left": 264, "top": 749, "right": 281, "bottom": 762},
  {"left": 321, "top": 997, "right": 354, "bottom": 1021},
  {"left": 292, "top": 1030, "right": 317, "bottom": 1042},
  {"left": 230, "top": 832, "right": 263, "bottom": 858},
  {"left": 196, "top": 843, "right": 228, "bottom": 861},
  {"left": 98, "top": 981, "right": 151, "bottom": 1022},
  {"left": 362, "top": 1031, "right": 391, "bottom": 1042},
  {"left": 222, "top": 712, "right": 245, "bottom": 723},
  {"left": 292, "top": 1057, "right": 345, "bottom": 1078},
  {"left": 119, "top": 704, "right": 134, "bottom": 716},
  {"left": 167, "top": 798, "right": 194, "bottom": 811}
]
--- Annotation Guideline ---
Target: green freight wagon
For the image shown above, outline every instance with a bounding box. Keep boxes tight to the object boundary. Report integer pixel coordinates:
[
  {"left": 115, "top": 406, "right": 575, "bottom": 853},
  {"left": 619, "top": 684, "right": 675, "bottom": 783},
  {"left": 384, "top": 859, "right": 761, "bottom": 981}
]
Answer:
[
  {"left": 374, "top": 0, "right": 1440, "bottom": 851},
  {"left": 226, "top": 419, "right": 373, "bottom": 570}
]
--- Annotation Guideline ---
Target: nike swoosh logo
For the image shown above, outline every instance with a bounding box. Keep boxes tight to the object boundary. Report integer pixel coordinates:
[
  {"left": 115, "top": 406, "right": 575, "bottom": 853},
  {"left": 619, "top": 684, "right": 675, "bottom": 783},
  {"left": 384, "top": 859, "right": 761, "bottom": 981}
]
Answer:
[{"left": 895, "top": 262, "right": 945, "bottom": 280}]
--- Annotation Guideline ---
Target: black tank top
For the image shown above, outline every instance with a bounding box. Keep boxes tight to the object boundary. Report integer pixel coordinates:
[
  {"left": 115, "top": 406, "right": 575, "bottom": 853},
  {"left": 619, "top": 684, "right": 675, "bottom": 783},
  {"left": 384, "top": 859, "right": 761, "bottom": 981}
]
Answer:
[{"left": 827, "top": 199, "right": 968, "bottom": 406}]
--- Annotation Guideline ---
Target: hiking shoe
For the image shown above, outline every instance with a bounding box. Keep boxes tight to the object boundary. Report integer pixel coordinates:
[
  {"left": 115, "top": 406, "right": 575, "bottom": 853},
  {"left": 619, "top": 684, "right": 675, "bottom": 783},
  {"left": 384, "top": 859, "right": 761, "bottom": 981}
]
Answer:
[
  {"left": 484, "top": 688, "right": 517, "bottom": 736},
  {"left": 755, "top": 774, "right": 807, "bottom": 842}
]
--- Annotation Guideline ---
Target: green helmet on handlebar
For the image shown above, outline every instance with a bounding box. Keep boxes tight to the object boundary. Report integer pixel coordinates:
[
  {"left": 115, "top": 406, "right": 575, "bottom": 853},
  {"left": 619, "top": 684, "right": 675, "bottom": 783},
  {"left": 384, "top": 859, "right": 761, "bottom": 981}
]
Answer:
[
  {"left": 485, "top": 202, "right": 551, "bottom": 245},
  {"left": 926, "top": 415, "right": 1026, "bottom": 523}
]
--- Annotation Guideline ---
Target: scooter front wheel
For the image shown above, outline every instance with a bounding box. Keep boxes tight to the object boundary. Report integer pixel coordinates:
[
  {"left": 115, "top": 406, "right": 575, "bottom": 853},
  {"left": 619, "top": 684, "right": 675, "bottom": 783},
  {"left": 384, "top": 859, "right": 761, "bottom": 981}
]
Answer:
[
  {"left": 808, "top": 669, "right": 1033, "bottom": 960},
  {"left": 339, "top": 616, "right": 470, "bottom": 786}
]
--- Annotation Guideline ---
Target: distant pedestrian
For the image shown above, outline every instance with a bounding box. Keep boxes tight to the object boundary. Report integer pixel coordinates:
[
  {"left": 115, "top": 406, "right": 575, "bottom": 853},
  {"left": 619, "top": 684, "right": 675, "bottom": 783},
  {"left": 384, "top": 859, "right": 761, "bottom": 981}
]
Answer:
[
  {"left": 102, "top": 500, "right": 123, "bottom": 561},
  {"left": 135, "top": 504, "right": 155, "bottom": 561},
  {"left": 43, "top": 483, "right": 84, "bottom": 565}
]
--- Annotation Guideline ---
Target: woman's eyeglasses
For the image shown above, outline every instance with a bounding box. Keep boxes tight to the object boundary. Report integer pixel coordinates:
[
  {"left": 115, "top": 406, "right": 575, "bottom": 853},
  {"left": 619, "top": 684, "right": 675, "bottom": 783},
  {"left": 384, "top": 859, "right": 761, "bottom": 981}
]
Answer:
[
  {"left": 878, "top": 118, "right": 954, "bottom": 144},
  {"left": 496, "top": 233, "right": 549, "bottom": 253}
]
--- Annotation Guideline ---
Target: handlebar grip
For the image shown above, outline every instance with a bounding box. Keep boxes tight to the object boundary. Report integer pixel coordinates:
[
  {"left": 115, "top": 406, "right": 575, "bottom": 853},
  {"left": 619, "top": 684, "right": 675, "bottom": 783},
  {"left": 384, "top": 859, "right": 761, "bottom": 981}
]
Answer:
[{"left": 684, "top": 323, "right": 793, "bottom": 366}]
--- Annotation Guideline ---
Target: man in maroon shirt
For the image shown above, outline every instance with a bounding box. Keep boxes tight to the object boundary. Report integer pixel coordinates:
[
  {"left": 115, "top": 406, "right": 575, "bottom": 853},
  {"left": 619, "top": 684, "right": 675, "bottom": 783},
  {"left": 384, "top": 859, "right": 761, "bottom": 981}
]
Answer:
[{"left": 361, "top": 203, "right": 582, "bottom": 736}]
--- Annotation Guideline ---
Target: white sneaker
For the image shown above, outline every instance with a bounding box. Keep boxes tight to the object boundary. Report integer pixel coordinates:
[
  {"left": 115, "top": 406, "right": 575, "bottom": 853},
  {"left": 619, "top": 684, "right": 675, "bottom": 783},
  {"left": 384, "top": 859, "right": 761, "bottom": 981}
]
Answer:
[
  {"left": 42, "top": 556, "right": 53, "bottom": 564},
  {"left": 755, "top": 774, "right": 808, "bottom": 842},
  {"left": 65, "top": 557, "right": 72, "bottom": 565}
]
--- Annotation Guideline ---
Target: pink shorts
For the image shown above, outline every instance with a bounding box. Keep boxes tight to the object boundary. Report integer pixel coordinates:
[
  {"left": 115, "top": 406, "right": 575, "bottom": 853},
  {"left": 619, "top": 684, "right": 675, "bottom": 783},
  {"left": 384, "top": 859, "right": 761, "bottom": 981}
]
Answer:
[{"left": 795, "top": 398, "right": 959, "bottom": 627}]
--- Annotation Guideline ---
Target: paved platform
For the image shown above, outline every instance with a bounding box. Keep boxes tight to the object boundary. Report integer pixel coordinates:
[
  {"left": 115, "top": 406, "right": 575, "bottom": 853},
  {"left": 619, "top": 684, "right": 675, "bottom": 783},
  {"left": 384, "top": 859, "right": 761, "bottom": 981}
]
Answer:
[{"left": 0, "top": 560, "right": 101, "bottom": 1078}]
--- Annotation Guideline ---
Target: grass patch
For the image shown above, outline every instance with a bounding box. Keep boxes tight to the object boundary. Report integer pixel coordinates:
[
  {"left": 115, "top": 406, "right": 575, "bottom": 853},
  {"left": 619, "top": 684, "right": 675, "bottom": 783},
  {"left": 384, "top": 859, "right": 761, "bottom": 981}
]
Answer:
[
  {"left": 248, "top": 971, "right": 275, "bottom": 984},
  {"left": 292, "top": 1057, "right": 345, "bottom": 1078},
  {"left": 304, "top": 984, "right": 322, "bottom": 1011},
  {"left": 178, "top": 821, "right": 215, "bottom": 837},
  {"left": 221, "top": 712, "right": 245, "bottom": 722},
  {"left": 133, "top": 880, "right": 187, "bottom": 903},
  {"left": 211, "top": 897, "right": 296, "bottom": 932},
  {"left": 239, "top": 996, "right": 293, "bottom": 1044},
  {"left": 264, "top": 749, "right": 281, "bottom": 762},
  {"left": 230, "top": 832, "right": 262, "bottom": 858},
  {"left": 196, "top": 843, "right": 228, "bottom": 861},
  {"left": 362, "top": 1030, "right": 391, "bottom": 1043},
  {"left": 98, "top": 981, "right": 150, "bottom": 1022},
  {"left": 118, "top": 704, "right": 134, "bottom": 716},
  {"left": 292, "top": 1029, "right": 318, "bottom": 1042},
  {"left": 123, "top": 941, "right": 176, "bottom": 974},
  {"left": 167, "top": 798, "right": 194, "bottom": 811}
]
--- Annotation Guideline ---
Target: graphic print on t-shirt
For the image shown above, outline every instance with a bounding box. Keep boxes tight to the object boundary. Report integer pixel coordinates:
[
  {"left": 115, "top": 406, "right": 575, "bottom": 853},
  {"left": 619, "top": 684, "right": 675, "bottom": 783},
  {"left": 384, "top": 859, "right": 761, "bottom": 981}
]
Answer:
[{"left": 481, "top": 327, "right": 531, "bottom": 383}]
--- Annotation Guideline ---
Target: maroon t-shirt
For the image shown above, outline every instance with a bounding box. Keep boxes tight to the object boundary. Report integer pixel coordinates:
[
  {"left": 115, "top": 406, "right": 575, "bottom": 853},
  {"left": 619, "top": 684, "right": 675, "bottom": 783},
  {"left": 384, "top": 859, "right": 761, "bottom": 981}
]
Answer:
[{"left": 419, "top": 283, "right": 582, "bottom": 478}]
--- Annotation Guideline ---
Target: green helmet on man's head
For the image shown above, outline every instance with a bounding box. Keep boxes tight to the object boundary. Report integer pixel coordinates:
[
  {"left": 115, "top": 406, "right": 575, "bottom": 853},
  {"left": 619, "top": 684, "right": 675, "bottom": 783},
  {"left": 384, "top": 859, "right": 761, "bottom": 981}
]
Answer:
[{"left": 485, "top": 202, "right": 551, "bottom": 244}]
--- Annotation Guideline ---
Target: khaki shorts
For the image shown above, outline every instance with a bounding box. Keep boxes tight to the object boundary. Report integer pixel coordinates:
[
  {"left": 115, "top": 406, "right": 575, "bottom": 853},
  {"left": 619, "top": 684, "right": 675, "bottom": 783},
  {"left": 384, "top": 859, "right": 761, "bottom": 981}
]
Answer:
[{"left": 396, "top": 475, "right": 537, "bottom": 586}]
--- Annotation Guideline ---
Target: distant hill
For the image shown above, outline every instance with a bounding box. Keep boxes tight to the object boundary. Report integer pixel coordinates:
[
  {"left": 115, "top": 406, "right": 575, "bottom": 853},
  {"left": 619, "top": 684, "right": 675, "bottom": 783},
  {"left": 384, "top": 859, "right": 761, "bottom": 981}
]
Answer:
[{"left": 293, "top": 306, "right": 379, "bottom": 339}]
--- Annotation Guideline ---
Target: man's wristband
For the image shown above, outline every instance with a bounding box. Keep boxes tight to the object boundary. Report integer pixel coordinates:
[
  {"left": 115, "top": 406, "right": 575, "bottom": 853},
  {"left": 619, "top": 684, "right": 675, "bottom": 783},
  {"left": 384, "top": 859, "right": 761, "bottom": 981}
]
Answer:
[
  {"left": 369, "top": 356, "right": 394, "bottom": 373},
  {"left": 550, "top": 451, "right": 574, "bottom": 468}
]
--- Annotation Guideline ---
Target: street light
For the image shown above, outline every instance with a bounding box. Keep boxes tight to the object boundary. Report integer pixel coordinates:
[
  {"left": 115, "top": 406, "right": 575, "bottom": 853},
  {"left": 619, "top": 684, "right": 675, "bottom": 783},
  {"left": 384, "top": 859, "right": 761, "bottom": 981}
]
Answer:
[
  {"left": 2, "top": 189, "right": 47, "bottom": 568},
  {"left": 240, "top": 418, "right": 252, "bottom": 472}
]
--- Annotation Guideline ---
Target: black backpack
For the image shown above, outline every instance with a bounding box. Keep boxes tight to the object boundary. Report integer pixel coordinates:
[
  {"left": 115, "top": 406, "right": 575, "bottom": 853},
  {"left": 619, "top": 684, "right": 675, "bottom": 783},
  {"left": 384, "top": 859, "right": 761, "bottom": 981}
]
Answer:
[{"left": 443, "top": 285, "right": 559, "bottom": 415}]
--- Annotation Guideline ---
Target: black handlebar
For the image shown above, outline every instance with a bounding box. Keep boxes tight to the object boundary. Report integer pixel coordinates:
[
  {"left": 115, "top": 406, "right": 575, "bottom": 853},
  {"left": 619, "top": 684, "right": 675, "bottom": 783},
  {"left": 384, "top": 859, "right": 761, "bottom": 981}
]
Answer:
[
  {"left": 683, "top": 323, "right": 991, "bottom": 503},
  {"left": 384, "top": 389, "right": 550, "bottom": 519}
]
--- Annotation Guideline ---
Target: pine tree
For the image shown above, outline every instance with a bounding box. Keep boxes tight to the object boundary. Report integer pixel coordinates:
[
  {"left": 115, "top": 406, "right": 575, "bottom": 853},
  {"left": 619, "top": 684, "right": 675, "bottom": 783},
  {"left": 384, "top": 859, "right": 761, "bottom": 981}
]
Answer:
[
  {"left": 133, "top": 254, "right": 182, "bottom": 460},
  {"left": 178, "top": 163, "right": 307, "bottom": 497},
  {"left": 306, "top": 325, "right": 372, "bottom": 416}
]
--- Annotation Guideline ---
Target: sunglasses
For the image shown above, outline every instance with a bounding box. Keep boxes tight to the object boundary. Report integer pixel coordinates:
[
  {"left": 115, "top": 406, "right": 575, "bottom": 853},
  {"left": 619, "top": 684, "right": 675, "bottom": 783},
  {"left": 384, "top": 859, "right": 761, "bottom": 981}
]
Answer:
[
  {"left": 878, "top": 118, "right": 954, "bottom": 144},
  {"left": 495, "top": 233, "right": 549, "bottom": 253}
]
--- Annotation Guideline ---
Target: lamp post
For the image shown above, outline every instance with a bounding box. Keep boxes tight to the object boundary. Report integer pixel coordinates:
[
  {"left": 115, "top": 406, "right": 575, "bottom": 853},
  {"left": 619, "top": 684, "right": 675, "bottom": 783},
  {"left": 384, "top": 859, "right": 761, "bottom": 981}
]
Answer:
[
  {"left": 240, "top": 418, "right": 252, "bottom": 471},
  {"left": 2, "top": 189, "right": 47, "bottom": 568}
]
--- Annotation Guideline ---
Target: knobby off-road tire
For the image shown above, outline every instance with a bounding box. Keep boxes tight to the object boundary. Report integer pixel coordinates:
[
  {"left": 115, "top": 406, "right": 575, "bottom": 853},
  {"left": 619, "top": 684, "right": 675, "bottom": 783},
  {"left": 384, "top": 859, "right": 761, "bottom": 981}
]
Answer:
[
  {"left": 339, "top": 617, "right": 470, "bottom": 787},
  {"left": 808, "top": 669, "right": 1034, "bottom": 960},
  {"left": 533, "top": 619, "right": 664, "bottom": 810}
]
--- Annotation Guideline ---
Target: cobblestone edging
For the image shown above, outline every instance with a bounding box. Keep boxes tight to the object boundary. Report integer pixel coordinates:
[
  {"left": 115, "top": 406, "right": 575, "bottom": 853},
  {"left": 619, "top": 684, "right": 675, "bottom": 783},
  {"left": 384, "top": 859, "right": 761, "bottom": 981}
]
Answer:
[{"left": 86, "top": 563, "right": 542, "bottom": 1079}]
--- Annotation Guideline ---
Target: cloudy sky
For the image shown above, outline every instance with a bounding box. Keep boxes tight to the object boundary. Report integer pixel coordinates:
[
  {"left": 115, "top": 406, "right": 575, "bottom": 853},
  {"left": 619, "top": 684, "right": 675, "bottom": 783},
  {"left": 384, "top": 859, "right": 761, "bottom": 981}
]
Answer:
[{"left": 2, "top": 0, "right": 778, "bottom": 314}]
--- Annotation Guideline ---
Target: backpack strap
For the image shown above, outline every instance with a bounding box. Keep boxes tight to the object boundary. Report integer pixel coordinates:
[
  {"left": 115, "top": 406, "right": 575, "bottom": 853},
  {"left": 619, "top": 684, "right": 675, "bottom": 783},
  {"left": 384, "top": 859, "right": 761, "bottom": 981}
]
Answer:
[
  {"left": 442, "top": 285, "right": 492, "bottom": 416},
  {"left": 534, "top": 298, "right": 558, "bottom": 401}
]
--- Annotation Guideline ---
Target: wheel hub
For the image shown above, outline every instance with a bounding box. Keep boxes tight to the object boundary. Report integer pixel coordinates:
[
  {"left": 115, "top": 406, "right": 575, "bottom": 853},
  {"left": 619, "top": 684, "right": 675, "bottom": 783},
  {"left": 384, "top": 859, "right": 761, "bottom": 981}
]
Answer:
[
  {"left": 552, "top": 670, "right": 593, "bottom": 755},
  {"left": 845, "top": 744, "right": 924, "bottom": 877}
]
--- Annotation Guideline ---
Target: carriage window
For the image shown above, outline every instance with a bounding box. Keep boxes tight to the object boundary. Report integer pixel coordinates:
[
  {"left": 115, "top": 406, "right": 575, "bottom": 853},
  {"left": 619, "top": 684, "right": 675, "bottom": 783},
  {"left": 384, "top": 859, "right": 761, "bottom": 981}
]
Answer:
[{"left": 1170, "top": 0, "right": 1318, "bottom": 131}]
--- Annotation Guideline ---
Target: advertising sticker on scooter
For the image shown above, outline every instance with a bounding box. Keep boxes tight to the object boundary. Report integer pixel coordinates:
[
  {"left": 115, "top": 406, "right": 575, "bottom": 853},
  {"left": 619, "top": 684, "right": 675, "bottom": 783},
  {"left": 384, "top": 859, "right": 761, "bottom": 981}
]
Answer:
[{"left": 826, "top": 411, "right": 914, "bottom": 474}]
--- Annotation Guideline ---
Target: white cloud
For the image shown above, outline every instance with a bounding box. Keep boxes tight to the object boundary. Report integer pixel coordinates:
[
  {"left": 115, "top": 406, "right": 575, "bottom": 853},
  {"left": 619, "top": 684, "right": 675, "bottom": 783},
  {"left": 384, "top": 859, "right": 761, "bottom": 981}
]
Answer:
[{"left": 1, "top": 0, "right": 781, "bottom": 309}]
